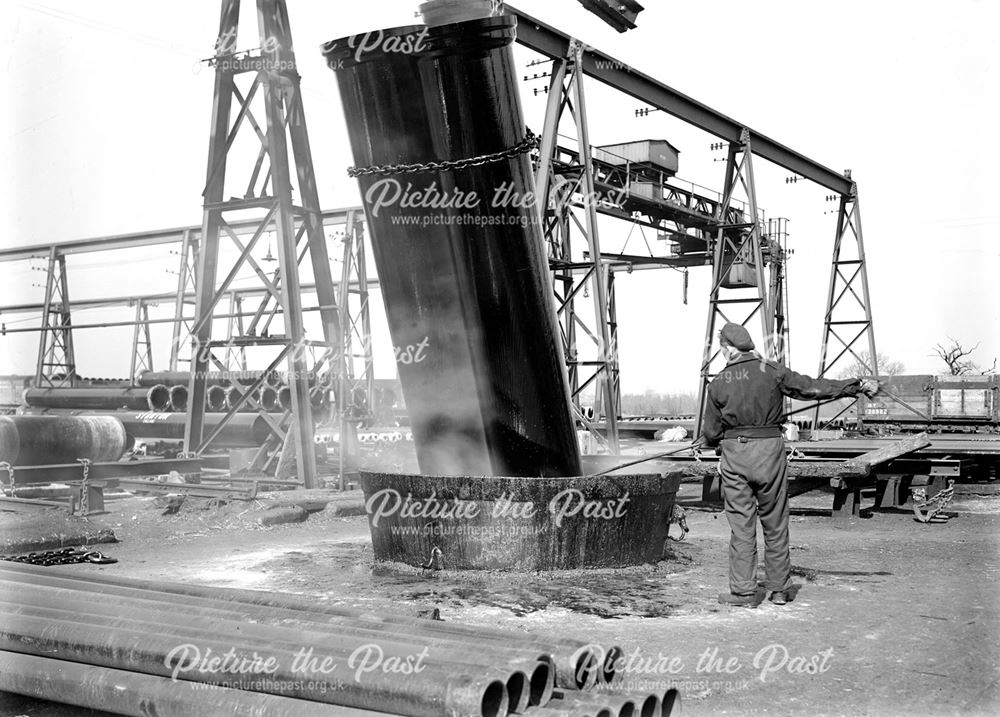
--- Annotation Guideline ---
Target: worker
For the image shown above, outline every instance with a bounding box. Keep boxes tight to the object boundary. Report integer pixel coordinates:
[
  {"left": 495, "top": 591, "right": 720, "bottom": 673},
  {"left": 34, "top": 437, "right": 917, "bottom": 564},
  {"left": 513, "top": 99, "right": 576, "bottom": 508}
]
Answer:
[{"left": 701, "top": 323, "right": 878, "bottom": 607}]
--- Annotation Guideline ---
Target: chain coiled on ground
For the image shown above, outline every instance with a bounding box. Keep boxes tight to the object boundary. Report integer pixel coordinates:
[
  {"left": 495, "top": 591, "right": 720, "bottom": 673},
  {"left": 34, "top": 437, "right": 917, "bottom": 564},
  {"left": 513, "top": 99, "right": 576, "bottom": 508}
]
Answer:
[{"left": 0, "top": 546, "right": 117, "bottom": 566}]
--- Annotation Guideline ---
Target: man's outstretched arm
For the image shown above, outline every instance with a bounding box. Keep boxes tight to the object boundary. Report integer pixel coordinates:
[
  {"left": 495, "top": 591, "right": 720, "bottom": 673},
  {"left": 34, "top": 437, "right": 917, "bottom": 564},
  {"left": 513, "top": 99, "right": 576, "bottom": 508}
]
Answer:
[{"left": 779, "top": 367, "right": 870, "bottom": 401}]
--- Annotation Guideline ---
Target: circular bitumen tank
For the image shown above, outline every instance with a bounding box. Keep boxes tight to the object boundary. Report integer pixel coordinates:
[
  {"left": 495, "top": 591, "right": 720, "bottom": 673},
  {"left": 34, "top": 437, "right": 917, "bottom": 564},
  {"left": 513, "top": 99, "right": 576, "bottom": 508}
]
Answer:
[{"left": 359, "top": 469, "right": 684, "bottom": 571}]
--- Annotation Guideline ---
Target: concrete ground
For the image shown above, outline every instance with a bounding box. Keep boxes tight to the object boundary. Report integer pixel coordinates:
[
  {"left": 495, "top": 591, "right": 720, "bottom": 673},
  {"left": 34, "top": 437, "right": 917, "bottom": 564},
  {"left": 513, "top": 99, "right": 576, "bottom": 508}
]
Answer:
[{"left": 1, "top": 480, "right": 998, "bottom": 716}]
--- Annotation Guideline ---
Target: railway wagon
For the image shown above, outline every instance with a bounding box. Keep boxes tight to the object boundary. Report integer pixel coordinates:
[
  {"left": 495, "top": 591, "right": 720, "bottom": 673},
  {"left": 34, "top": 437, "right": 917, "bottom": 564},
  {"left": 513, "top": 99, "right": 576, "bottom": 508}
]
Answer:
[{"left": 857, "top": 374, "right": 999, "bottom": 431}]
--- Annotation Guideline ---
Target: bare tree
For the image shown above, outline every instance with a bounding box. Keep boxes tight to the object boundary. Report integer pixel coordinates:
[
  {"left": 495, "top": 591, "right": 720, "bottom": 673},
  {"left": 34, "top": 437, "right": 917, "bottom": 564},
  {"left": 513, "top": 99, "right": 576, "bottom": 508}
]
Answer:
[
  {"left": 837, "top": 351, "right": 904, "bottom": 379},
  {"left": 933, "top": 338, "right": 996, "bottom": 375}
]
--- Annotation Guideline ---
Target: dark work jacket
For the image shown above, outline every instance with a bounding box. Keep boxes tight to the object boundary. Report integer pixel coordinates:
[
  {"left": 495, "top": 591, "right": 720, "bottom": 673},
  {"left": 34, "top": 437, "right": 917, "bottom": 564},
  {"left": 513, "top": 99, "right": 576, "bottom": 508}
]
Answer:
[{"left": 701, "top": 352, "right": 862, "bottom": 447}]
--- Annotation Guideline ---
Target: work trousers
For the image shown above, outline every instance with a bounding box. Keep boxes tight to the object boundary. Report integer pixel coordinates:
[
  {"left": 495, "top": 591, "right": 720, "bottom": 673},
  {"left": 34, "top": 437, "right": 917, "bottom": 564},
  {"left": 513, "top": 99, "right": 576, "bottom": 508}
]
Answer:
[{"left": 718, "top": 436, "right": 791, "bottom": 595}]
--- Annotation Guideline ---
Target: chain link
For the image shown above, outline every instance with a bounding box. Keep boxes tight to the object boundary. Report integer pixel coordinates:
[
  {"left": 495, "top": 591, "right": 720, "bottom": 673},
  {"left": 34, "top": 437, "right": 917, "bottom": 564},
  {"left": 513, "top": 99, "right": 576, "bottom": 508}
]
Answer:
[
  {"left": 786, "top": 447, "right": 808, "bottom": 464},
  {"left": 77, "top": 458, "right": 91, "bottom": 515},
  {"left": 667, "top": 504, "right": 689, "bottom": 542},
  {"left": 0, "top": 462, "right": 14, "bottom": 498},
  {"left": 347, "top": 129, "right": 539, "bottom": 178},
  {"left": 912, "top": 479, "right": 956, "bottom": 523},
  {"left": 0, "top": 546, "right": 117, "bottom": 566}
]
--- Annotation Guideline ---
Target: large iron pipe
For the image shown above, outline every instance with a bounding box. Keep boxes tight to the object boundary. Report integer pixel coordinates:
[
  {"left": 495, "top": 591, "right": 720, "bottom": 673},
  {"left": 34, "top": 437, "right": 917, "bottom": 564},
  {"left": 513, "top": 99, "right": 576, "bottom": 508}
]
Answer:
[
  {"left": 0, "top": 650, "right": 375, "bottom": 717},
  {"left": 0, "top": 415, "right": 129, "bottom": 466},
  {"left": 506, "top": 670, "right": 530, "bottom": 714},
  {"left": 1, "top": 564, "right": 592, "bottom": 689},
  {"left": 119, "top": 411, "right": 271, "bottom": 447},
  {"left": 224, "top": 385, "right": 242, "bottom": 412},
  {"left": 225, "top": 385, "right": 279, "bottom": 413},
  {"left": 222, "top": 385, "right": 286, "bottom": 413},
  {"left": 259, "top": 385, "right": 279, "bottom": 412},
  {"left": 529, "top": 707, "right": 614, "bottom": 717},
  {"left": 659, "top": 688, "right": 681, "bottom": 717},
  {"left": 137, "top": 370, "right": 279, "bottom": 387},
  {"left": 419, "top": 0, "right": 498, "bottom": 26},
  {"left": 0, "top": 596, "right": 533, "bottom": 685},
  {"left": 206, "top": 384, "right": 228, "bottom": 411},
  {"left": 0, "top": 562, "right": 531, "bottom": 644},
  {"left": 168, "top": 385, "right": 188, "bottom": 412},
  {"left": 0, "top": 609, "right": 509, "bottom": 717},
  {"left": 0, "top": 562, "right": 592, "bottom": 675},
  {"left": 601, "top": 646, "right": 625, "bottom": 684},
  {"left": 13, "top": 410, "right": 271, "bottom": 448},
  {"left": 23, "top": 386, "right": 170, "bottom": 412},
  {"left": 325, "top": 15, "right": 581, "bottom": 477},
  {"left": 548, "top": 691, "right": 653, "bottom": 717},
  {"left": 0, "top": 564, "right": 588, "bottom": 670},
  {"left": 3, "top": 577, "right": 555, "bottom": 706},
  {"left": 310, "top": 387, "right": 328, "bottom": 410},
  {"left": 0, "top": 584, "right": 552, "bottom": 693}
]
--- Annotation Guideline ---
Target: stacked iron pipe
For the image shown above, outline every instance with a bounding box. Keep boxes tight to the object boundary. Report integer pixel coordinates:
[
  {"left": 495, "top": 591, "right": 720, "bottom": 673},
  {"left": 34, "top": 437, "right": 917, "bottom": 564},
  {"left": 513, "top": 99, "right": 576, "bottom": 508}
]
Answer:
[
  {"left": 137, "top": 370, "right": 326, "bottom": 414},
  {"left": 140, "top": 370, "right": 295, "bottom": 414},
  {"left": 16, "top": 410, "right": 276, "bottom": 449},
  {"left": 23, "top": 385, "right": 173, "bottom": 412},
  {"left": 0, "top": 563, "right": 679, "bottom": 717},
  {"left": 19, "top": 371, "right": 330, "bottom": 415}
]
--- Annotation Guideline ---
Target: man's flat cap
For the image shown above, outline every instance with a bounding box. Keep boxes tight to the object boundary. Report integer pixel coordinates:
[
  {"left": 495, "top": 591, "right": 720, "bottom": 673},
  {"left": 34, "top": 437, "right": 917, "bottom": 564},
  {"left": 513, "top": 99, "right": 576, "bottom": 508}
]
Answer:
[{"left": 719, "top": 323, "right": 755, "bottom": 351}]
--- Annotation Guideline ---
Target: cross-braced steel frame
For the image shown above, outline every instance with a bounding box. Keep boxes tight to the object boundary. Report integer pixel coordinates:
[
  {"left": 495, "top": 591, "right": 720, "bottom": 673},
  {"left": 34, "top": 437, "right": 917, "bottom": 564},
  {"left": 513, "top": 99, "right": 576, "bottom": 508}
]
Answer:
[
  {"left": 168, "top": 230, "right": 199, "bottom": 372},
  {"left": 813, "top": 172, "right": 878, "bottom": 427},
  {"left": 184, "top": 0, "right": 342, "bottom": 488},
  {"left": 34, "top": 247, "right": 76, "bottom": 388},
  {"left": 129, "top": 300, "right": 154, "bottom": 382},
  {"left": 535, "top": 39, "right": 620, "bottom": 452},
  {"left": 512, "top": 6, "right": 878, "bottom": 435},
  {"left": 334, "top": 209, "right": 373, "bottom": 489},
  {"left": 695, "top": 129, "right": 776, "bottom": 435},
  {"left": 7, "top": 4, "right": 876, "bottom": 452}
]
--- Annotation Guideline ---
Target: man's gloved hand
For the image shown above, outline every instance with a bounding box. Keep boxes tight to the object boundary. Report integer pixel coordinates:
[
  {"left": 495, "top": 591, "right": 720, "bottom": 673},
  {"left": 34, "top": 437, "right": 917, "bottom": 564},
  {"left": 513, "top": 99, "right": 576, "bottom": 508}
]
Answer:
[{"left": 859, "top": 378, "right": 880, "bottom": 397}]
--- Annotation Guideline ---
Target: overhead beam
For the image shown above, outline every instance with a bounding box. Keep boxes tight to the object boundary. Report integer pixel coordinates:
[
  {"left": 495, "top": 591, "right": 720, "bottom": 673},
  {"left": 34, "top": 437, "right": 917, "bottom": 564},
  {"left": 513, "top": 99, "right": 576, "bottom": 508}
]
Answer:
[
  {"left": 0, "top": 280, "right": 377, "bottom": 317},
  {"left": 508, "top": 6, "right": 854, "bottom": 196},
  {"left": 0, "top": 207, "right": 363, "bottom": 263}
]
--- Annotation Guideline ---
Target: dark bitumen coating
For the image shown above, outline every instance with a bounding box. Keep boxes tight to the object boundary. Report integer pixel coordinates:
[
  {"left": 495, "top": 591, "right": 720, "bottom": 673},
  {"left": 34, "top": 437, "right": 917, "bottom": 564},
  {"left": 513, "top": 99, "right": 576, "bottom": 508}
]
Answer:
[
  {"left": 327, "top": 15, "right": 581, "bottom": 478},
  {"left": 360, "top": 471, "right": 684, "bottom": 570}
]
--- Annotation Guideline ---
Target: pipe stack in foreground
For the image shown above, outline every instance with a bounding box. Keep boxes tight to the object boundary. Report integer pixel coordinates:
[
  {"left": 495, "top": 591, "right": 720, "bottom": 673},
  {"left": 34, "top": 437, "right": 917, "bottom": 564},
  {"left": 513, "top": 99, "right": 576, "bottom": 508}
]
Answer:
[{"left": 0, "top": 563, "right": 679, "bottom": 717}]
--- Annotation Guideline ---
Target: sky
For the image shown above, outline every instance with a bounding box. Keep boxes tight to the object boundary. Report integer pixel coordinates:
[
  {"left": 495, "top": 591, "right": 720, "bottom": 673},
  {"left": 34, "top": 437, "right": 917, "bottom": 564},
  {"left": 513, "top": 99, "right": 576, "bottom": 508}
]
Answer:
[{"left": 1, "top": 0, "right": 998, "bottom": 392}]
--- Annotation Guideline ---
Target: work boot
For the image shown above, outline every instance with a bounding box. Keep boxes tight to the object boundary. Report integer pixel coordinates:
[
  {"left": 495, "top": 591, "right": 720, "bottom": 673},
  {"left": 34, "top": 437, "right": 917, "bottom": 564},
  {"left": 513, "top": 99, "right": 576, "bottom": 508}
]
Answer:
[
  {"left": 769, "top": 590, "right": 788, "bottom": 605},
  {"left": 717, "top": 590, "right": 764, "bottom": 607}
]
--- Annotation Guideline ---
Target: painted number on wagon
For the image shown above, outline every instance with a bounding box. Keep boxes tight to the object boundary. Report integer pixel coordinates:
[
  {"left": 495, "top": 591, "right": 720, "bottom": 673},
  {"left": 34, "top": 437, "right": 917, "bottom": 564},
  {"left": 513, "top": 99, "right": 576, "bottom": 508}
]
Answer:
[{"left": 394, "top": 337, "right": 430, "bottom": 365}]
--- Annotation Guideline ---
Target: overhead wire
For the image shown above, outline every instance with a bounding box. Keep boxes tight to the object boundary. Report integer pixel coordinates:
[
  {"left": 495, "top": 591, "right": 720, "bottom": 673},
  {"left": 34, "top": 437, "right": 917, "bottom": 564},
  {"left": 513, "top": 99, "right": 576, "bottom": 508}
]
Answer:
[{"left": 15, "top": 1, "right": 206, "bottom": 59}]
